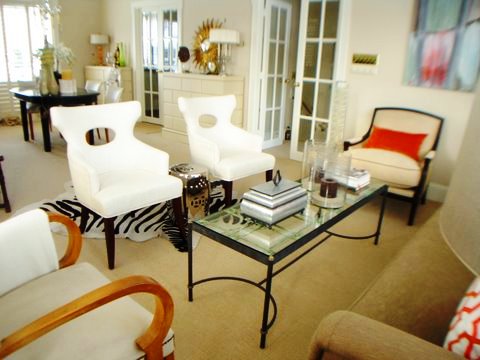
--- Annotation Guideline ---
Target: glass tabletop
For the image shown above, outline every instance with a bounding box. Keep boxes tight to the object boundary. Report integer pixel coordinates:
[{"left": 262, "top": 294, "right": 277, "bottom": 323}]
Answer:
[{"left": 194, "top": 179, "right": 387, "bottom": 256}]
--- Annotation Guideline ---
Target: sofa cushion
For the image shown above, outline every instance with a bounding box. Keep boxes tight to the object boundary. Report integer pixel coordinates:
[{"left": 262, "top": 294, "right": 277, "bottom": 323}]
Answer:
[
  {"left": 444, "top": 277, "right": 480, "bottom": 359},
  {"left": 350, "top": 148, "right": 421, "bottom": 188},
  {"left": 0, "top": 262, "right": 174, "bottom": 359},
  {"left": 349, "top": 211, "right": 474, "bottom": 346},
  {"left": 364, "top": 126, "right": 428, "bottom": 160}
]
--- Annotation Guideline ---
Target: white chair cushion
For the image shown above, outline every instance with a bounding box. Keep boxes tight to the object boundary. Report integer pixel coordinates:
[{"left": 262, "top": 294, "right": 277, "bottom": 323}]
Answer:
[
  {"left": 214, "top": 151, "right": 275, "bottom": 181},
  {"left": 0, "top": 209, "right": 58, "bottom": 296},
  {"left": 83, "top": 170, "right": 182, "bottom": 218},
  {"left": 0, "top": 262, "right": 174, "bottom": 359},
  {"left": 350, "top": 148, "right": 421, "bottom": 188}
]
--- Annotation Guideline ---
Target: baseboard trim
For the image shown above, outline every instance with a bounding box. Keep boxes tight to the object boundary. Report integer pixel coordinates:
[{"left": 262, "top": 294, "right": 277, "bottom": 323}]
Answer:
[{"left": 427, "top": 182, "right": 448, "bottom": 203}]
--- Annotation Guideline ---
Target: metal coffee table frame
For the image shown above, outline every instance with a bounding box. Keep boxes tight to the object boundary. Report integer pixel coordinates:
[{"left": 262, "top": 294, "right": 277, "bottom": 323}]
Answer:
[{"left": 187, "top": 181, "right": 388, "bottom": 348}]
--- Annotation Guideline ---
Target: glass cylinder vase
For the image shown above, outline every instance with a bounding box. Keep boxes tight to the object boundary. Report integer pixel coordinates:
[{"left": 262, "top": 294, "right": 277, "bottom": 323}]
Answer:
[
  {"left": 311, "top": 151, "right": 352, "bottom": 209},
  {"left": 301, "top": 140, "right": 329, "bottom": 192}
]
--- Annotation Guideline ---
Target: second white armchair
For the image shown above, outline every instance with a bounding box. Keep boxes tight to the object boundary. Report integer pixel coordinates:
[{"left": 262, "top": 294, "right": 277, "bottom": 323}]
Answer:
[{"left": 178, "top": 95, "right": 275, "bottom": 206}]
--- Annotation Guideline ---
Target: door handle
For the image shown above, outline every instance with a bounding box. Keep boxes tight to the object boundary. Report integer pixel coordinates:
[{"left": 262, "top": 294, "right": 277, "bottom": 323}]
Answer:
[{"left": 284, "top": 79, "right": 300, "bottom": 87}]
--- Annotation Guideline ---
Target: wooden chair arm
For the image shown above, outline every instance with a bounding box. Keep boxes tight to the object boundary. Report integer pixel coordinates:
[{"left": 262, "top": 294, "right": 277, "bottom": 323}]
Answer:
[
  {"left": 47, "top": 213, "right": 82, "bottom": 268},
  {"left": 0, "top": 275, "right": 173, "bottom": 360}
]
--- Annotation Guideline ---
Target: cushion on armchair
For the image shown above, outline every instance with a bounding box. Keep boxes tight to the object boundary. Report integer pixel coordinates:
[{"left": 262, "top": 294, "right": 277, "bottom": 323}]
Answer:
[
  {"left": 444, "top": 277, "right": 480, "bottom": 359},
  {"left": 363, "top": 126, "right": 428, "bottom": 161}
]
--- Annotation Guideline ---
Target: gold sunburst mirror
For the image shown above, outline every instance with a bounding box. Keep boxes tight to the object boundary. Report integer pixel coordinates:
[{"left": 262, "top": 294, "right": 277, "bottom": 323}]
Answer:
[{"left": 193, "top": 19, "right": 223, "bottom": 74}]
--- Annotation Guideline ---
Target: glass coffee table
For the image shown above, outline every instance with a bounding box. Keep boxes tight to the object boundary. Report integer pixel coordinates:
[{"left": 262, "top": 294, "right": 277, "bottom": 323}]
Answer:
[{"left": 187, "top": 179, "right": 388, "bottom": 348}]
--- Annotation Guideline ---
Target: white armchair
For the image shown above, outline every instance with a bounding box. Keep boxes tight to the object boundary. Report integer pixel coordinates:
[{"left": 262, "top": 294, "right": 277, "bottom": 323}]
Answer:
[
  {"left": 50, "top": 101, "right": 185, "bottom": 269},
  {"left": 178, "top": 95, "right": 276, "bottom": 205},
  {"left": 0, "top": 209, "right": 175, "bottom": 359},
  {"left": 344, "top": 107, "right": 444, "bottom": 225}
]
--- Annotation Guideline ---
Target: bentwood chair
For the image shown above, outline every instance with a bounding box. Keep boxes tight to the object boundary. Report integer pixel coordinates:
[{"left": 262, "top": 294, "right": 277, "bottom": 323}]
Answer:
[
  {"left": 344, "top": 107, "right": 443, "bottom": 225},
  {"left": 51, "top": 101, "right": 186, "bottom": 269},
  {"left": 178, "top": 95, "right": 275, "bottom": 206},
  {"left": 0, "top": 209, "right": 175, "bottom": 359}
]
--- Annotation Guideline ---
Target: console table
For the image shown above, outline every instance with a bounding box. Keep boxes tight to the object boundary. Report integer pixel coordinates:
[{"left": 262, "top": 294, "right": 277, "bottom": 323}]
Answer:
[{"left": 188, "top": 180, "right": 388, "bottom": 348}]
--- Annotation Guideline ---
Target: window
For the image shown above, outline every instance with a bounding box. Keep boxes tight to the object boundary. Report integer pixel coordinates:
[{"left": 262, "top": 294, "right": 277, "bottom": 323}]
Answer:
[{"left": 0, "top": 1, "right": 53, "bottom": 117}]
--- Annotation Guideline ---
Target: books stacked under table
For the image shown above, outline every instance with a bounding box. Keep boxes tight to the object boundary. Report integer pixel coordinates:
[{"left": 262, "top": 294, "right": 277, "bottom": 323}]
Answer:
[{"left": 240, "top": 179, "right": 308, "bottom": 226}]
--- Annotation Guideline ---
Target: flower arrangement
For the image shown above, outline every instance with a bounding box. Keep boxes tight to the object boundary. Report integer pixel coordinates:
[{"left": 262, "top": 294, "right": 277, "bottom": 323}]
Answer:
[{"left": 55, "top": 43, "right": 75, "bottom": 68}]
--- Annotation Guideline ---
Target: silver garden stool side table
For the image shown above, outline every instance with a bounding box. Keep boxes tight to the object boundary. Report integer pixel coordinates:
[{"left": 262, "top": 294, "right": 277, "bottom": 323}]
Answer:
[{"left": 169, "top": 163, "right": 210, "bottom": 222}]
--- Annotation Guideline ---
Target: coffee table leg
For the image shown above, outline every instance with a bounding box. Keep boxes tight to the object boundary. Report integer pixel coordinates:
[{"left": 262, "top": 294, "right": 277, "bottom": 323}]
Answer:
[
  {"left": 260, "top": 261, "right": 274, "bottom": 348},
  {"left": 374, "top": 190, "right": 387, "bottom": 245},
  {"left": 188, "top": 224, "right": 194, "bottom": 301}
]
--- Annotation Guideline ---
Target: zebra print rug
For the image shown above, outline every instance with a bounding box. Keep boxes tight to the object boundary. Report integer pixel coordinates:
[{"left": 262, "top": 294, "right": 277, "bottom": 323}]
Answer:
[{"left": 17, "top": 181, "right": 234, "bottom": 252}]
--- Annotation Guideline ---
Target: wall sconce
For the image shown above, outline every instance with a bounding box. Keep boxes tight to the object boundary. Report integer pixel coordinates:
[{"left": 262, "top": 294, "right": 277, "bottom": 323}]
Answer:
[
  {"left": 90, "top": 34, "right": 109, "bottom": 65},
  {"left": 209, "top": 29, "right": 240, "bottom": 76}
]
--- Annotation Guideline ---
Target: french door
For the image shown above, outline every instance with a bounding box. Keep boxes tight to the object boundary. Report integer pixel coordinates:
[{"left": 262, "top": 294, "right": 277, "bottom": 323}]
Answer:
[
  {"left": 290, "top": 0, "right": 349, "bottom": 160},
  {"left": 260, "top": 0, "right": 292, "bottom": 148},
  {"left": 132, "top": 1, "right": 182, "bottom": 125},
  {"left": 248, "top": 0, "right": 292, "bottom": 149}
]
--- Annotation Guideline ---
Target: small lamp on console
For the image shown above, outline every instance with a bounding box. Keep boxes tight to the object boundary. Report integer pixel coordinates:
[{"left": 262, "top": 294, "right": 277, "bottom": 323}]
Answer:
[
  {"left": 90, "top": 34, "right": 109, "bottom": 65},
  {"left": 209, "top": 29, "right": 240, "bottom": 76}
]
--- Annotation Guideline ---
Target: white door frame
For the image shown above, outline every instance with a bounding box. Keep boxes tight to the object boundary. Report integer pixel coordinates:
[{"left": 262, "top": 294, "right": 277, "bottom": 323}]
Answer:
[{"left": 131, "top": 0, "right": 183, "bottom": 123}]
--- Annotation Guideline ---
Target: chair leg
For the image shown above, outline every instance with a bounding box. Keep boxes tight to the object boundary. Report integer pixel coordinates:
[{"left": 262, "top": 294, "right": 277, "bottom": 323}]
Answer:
[
  {"left": 79, "top": 205, "right": 89, "bottom": 233},
  {"left": 104, "top": 217, "right": 116, "bottom": 269},
  {"left": 408, "top": 197, "right": 421, "bottom": 226},
  {"left": 222, "top": 180, "right": 233, "bottom": 207},
  {"left": 266, "top": 169, "right": 273, "bottom": 182},
  {"left": 28, "top": 113, "right": 35, "bottom": 140},
  {"left": 0, "top": 156, "right": 11, "bottom": 213},
  {"left": 171, "top": 197, "right": 187, "bottom": 242}
]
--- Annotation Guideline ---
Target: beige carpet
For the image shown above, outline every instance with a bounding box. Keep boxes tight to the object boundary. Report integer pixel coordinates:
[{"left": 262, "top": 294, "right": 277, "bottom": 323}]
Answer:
[{"left": 0, "top": 120, "right": 440, "bottom": 359}]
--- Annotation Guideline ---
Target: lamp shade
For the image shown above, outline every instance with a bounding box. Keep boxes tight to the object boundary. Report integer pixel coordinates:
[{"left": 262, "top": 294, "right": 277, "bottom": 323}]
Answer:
[
  {"left": 209, "top": 29, "right": 240, "bottom": 44},
  {"left": 440, "top": 81, "right": 480, "bottom": 275},
  {"left": 90, "top": 34, "right": 109, "bottom": 45}
]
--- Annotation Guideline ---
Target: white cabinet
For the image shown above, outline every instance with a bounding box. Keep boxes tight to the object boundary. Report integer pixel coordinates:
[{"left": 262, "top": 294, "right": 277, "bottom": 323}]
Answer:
[
  {"left": 84, "top": 66, "right": 133, "bottom": 103},
  {"left": 162, "top": 73, "right": 244, "bottom": 143}
]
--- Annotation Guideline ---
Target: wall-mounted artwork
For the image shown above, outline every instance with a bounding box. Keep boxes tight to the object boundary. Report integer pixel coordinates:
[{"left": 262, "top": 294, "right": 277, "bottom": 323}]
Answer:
[{"left": 404, "top": 0, "right": 480, "bottom": 92}]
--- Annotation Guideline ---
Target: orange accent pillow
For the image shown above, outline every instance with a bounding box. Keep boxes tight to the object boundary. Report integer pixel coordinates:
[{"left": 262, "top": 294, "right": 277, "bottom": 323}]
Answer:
[{"left": 363, "top": 126, "right": 428, "bottom": 161}]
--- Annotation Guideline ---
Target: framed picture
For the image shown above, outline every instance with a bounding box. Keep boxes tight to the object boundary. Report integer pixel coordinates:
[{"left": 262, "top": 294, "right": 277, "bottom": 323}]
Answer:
[{"left": 404, "top": 0, "right": 480, "bottom": 92}]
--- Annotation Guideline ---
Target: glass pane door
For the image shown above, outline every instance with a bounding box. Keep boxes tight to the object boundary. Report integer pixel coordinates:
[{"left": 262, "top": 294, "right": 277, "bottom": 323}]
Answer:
[
  {"left": 260, "top": 0, "right": 292, "bottom": 149},
  {"left": 290, "top": 0, "right": 341, "bottom": 160},
  {"left": 141, "top": 8, "right": 178, "bottom": 124}
]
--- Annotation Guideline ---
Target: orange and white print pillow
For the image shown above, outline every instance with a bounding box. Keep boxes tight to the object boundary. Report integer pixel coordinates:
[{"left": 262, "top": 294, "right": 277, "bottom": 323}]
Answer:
[{"left": 444, "top": 277, "right": 480, "bottom": 359}]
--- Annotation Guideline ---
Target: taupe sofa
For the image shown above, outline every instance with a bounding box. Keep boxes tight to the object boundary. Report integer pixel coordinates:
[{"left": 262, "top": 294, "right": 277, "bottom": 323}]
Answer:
[{"left": 308, "top": 210, "right": 474, "bottom": 359}]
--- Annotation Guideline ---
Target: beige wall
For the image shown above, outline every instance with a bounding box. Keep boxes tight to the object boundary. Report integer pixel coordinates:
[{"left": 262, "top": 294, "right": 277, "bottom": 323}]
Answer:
[
  {"left": 345, "top": 0, "right": 475, "bottom": 197},
  {"left": 57, "top": 0, "right": 103, "bottom": 85},
  {"left": 61, "top": 0, "right": 476, "bottom": 199}
]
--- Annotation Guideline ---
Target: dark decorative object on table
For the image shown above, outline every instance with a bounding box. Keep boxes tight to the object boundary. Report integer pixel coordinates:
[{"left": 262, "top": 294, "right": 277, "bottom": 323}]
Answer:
[{"left": 178, "top": 46, "right": 190, "bottom": 62}]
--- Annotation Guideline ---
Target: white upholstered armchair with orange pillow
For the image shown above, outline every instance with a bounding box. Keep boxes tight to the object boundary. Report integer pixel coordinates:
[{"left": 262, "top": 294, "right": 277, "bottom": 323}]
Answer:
[
  {"left": 344, "top": 107, "right": 443, "bottom": 225},
  {"left": 0, "top": 209, "right": 175, "bottom": 359}
]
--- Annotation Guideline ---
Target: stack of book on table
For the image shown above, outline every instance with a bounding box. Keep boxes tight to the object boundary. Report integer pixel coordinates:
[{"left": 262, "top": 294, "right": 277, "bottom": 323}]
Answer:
[
  {"left": 336, "top": 168, "right": 370, "bottom": 191},
  {"left": 240, "top": 179, "right": 308, "bottom": 226}
]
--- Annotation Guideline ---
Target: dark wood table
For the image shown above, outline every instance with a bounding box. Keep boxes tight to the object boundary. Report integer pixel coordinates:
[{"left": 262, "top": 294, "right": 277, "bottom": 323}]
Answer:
[{"left": 10, "top": 87, "right": 99, "bottom": 152}]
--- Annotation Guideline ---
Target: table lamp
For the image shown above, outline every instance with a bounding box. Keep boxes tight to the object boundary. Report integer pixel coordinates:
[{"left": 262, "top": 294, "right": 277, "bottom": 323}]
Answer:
[
  {"left": 440, "top": 82, "right": 480, "bottom": 275},
  {"left": 209, "top": 29, "right": 240, "bottom": 76},
  {"left": 90, "top": 34, "right": 109, "bottom": 65}
]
